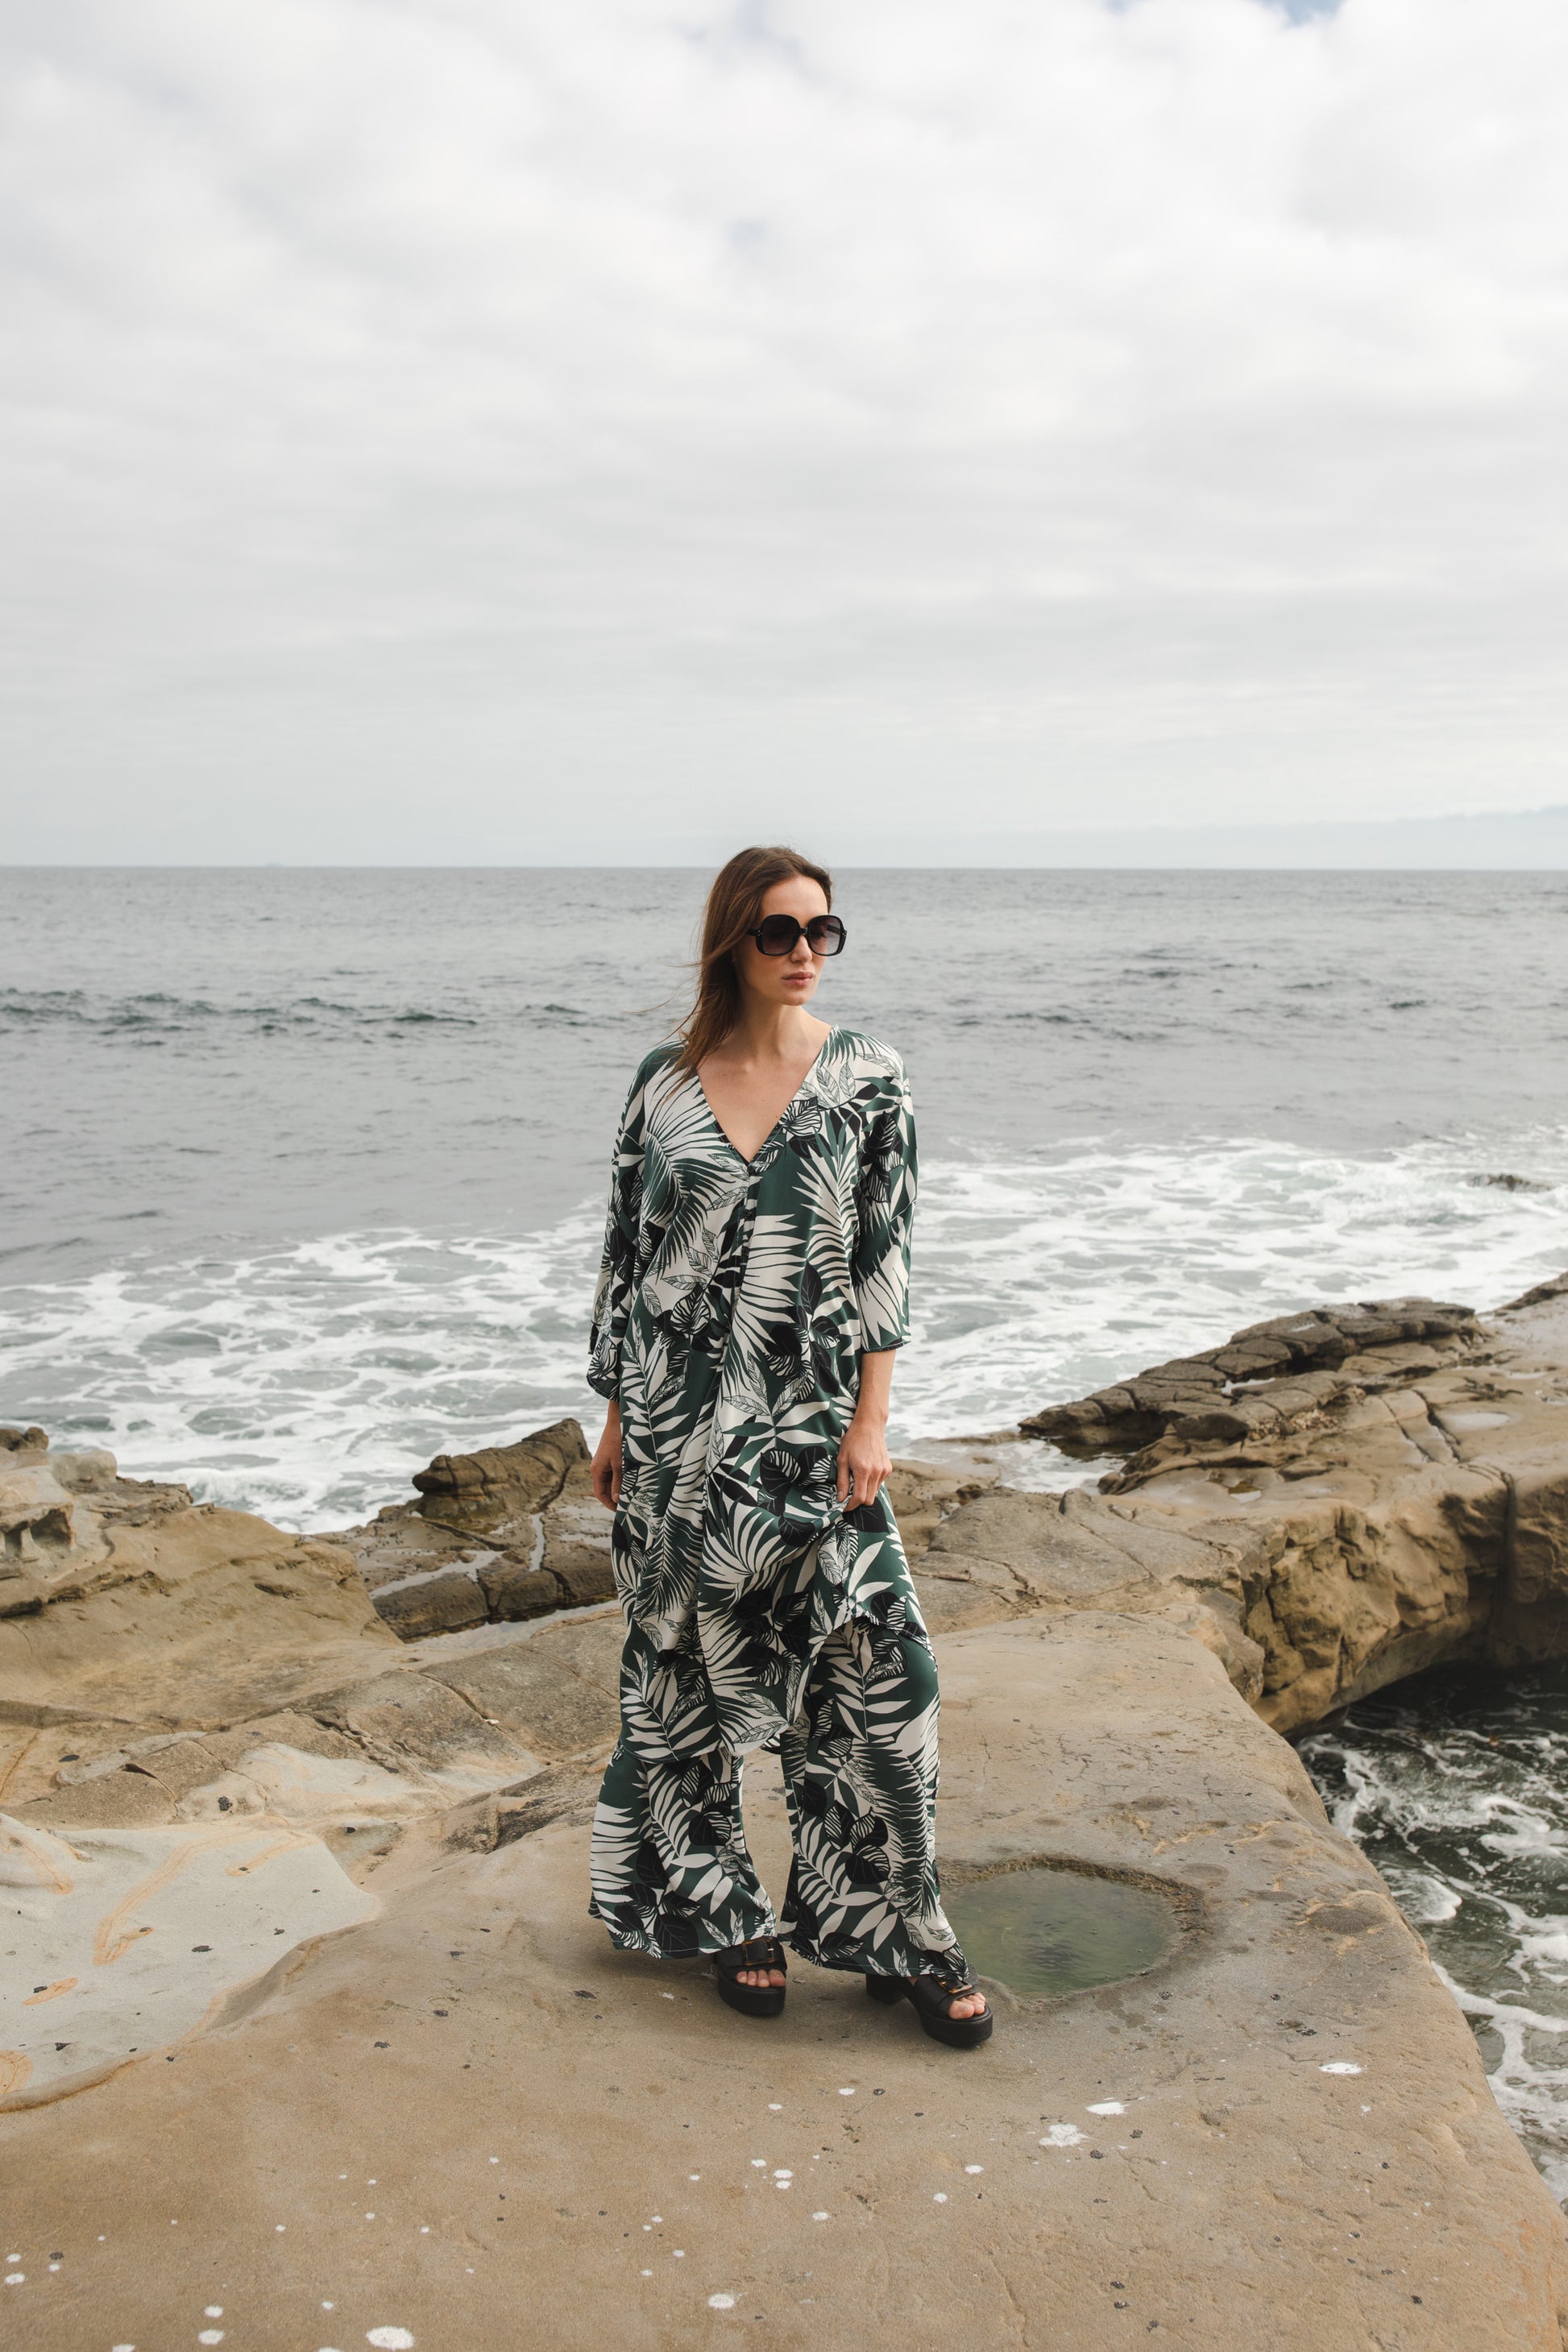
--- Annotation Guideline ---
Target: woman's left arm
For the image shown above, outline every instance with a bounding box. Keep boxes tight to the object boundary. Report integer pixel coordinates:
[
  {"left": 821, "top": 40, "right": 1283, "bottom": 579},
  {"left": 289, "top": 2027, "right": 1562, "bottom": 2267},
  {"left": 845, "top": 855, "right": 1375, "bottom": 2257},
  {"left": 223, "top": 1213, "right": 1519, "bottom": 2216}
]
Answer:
[
  {"left": 837, "top": 1348, "right": 895, "bottom": 1508},
  {"left": 840, "top": 1057, "right": 917, "bottom": 1510},
  {"left": 848, "top": 1058, "right": 917, "bottom": 1358}
]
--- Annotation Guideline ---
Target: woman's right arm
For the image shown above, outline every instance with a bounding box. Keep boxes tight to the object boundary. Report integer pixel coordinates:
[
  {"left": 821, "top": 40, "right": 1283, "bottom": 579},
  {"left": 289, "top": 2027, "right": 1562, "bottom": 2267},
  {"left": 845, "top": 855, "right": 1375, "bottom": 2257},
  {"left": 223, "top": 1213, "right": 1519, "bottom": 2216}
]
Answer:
[
  {"left": 591, "top": 1399, "right": 622, "bottom": 1511},
  {"left": 586, "top": 1060, "right": 650, "bottom": 1511}
]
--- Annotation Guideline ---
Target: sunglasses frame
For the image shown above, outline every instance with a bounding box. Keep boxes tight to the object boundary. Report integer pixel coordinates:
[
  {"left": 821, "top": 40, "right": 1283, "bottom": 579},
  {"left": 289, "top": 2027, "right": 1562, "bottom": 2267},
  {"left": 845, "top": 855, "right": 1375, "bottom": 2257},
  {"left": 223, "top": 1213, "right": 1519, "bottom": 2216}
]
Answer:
[{"left": 749, "top": 914, "right": 848, "bottom": 958}]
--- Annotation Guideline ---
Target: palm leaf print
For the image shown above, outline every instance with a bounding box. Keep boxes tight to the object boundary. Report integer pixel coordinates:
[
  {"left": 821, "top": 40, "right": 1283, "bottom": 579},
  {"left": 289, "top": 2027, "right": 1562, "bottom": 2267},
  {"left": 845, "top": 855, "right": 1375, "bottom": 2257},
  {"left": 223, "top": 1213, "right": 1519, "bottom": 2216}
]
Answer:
[{"left": 586, "top": 1029, "right": 956, "bottom": 1972}]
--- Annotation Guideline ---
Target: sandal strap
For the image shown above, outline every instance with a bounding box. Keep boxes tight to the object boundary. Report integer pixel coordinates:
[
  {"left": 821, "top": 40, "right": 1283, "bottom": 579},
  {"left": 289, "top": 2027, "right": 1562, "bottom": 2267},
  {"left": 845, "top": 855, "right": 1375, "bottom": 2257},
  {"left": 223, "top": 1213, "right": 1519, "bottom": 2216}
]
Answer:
[{"left": 718, "top": 1935, "right": 786, "bottom": 1975}]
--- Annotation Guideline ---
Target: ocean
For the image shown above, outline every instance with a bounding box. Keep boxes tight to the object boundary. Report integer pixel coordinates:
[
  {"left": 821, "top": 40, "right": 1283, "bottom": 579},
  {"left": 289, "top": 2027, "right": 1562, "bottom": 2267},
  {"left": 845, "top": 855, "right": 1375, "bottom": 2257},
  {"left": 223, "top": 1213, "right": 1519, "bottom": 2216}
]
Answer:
[
  {"left": 1302, "top": 1667, "right": 1568, "bottom": 2204},
  {"left": 6, "top": 865, "right": 1568, "bottom": 1525},
  {"left": 5, "top": 865, "right": 1568, "bottom": 2186}
]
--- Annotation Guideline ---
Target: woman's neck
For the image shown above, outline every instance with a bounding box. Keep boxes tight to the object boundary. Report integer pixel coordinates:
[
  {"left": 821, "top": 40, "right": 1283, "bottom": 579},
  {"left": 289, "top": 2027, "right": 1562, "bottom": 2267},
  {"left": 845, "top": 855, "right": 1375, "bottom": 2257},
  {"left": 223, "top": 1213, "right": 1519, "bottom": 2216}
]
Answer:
[{"left": 720, "top": 1002, "right": 829, "bottom": 1065}]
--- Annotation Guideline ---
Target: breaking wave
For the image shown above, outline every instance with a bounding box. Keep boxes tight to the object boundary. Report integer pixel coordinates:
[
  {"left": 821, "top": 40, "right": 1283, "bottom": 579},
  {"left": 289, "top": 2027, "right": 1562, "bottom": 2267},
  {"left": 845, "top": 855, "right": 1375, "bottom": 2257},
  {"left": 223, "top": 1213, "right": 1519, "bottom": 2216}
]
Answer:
[{"left": 2, "top": 1130, "right": 1565, "bottom": 1533}]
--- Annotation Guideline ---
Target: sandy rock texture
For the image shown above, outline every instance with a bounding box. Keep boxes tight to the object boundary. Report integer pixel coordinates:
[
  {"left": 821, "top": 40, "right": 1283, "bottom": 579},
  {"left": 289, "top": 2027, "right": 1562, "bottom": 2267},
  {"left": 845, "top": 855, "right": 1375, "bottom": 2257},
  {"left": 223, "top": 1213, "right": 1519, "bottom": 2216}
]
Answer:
[
  {"left": 7, "top": 1284, "right": 1568, "bottom": 2342},
  {"left": 0, "top": 1406, "right": 964, "bottom": 1873},
  {"left": 0, "top": 1426, "right": 626, "bottom": 1877},
  {"left": 3, "top": 1608, "right": 1564, "bottom": 2350},
  {"left": 1, "top": 1569, "right": 628, "bottom": 2115},
  {"left": 905, "top": 1279, "right": 1568, "bottom": 1733},
  {"left": 0, "top": 1428, "right": 397, "bottom": 1747},
  {"left": 1, "top": 1809, "right": 375, "bottom": 2107}
]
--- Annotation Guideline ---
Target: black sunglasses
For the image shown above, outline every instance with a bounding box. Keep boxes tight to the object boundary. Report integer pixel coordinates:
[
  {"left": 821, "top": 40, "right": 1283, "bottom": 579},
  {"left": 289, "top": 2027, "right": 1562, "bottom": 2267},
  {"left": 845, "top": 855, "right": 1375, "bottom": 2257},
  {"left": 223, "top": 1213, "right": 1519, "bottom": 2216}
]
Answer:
[{"left": 750, "top": 914, "right": 847, "bottom": 958}]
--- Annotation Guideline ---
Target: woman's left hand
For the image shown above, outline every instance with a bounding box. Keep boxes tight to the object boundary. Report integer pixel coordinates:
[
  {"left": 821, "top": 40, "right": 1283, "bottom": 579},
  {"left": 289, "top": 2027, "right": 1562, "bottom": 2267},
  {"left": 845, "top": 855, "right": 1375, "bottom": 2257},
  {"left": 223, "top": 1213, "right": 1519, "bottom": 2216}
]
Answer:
[{"left": 836, "top": 1412, "right": 892, "bottom": 1511}]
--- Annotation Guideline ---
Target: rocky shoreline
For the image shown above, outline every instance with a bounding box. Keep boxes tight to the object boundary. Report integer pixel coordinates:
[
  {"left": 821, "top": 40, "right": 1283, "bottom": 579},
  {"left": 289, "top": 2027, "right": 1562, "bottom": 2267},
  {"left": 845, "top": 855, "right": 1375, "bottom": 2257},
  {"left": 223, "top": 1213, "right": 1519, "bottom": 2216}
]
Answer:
[
  {"left": 919, "top": 1276, "right": 1568, "bottom": 1732},
  {"left": 5, "top": 1279, "right": 1568, "bottom": 2344}
]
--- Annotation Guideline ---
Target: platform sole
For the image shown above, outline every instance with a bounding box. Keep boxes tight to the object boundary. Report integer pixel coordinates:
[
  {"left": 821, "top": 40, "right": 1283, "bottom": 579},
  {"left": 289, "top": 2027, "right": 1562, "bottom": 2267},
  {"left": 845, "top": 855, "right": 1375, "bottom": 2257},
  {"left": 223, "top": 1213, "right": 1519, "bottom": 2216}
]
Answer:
[
  {"left": 865, "top": 1970, "right": 994, "bottom": 2049},
  {"left": 715, "top": 1972, "right": 786, "bottom": 2018}
]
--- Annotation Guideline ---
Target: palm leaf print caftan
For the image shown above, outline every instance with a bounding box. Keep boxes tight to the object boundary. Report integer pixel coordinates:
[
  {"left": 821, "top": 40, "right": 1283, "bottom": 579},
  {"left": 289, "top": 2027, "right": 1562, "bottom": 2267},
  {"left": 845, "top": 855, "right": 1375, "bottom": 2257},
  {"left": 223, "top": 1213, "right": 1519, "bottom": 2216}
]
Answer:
[{"left": 586, "top": 1027, "right": 958, "bottom": 1973}]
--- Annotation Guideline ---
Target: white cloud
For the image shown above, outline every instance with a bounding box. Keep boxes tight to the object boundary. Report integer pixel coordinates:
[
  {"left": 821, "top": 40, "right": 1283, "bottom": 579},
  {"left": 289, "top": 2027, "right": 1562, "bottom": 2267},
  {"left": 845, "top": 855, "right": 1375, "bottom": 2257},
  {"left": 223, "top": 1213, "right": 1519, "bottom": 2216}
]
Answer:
[{"left": 4, "top": 0, "right": 1566, "bottom": 859}]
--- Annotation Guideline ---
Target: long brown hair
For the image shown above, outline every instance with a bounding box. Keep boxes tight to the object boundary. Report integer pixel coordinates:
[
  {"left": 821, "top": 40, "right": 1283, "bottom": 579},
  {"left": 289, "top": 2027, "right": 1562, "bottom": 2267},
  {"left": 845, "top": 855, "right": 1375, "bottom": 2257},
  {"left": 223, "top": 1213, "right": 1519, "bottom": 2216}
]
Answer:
[{"left": 673, "top": 844, "right": 833, "bottom": 1076}]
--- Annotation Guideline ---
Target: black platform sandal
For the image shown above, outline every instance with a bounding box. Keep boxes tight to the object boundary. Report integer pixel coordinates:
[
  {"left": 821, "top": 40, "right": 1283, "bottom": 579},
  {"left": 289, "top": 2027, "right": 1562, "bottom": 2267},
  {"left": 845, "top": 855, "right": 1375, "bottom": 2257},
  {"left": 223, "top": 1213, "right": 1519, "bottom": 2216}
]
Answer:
[
  {"left": 865, "top": 1946, "right": 993, "bottom": 2049},
  {"left": 714, "top": 1935, "right": 788, "bottom": 2019}
]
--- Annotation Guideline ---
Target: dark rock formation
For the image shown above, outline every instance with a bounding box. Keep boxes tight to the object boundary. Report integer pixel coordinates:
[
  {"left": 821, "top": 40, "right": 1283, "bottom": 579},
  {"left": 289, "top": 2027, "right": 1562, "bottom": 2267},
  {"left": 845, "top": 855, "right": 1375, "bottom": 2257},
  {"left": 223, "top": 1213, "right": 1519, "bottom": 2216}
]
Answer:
[
  {"left": 329, "top": 1420, "right": 616, "bottom": 1638},
  {"left": 411, "top": 1418, "right": 588, "bottom": 1535},
  {"left": 1019, "top": 1296, "right": 1482, "bottom": 1454},
  {"left": 340, "top": 1425, "right": 985, "bottom": 1641}
]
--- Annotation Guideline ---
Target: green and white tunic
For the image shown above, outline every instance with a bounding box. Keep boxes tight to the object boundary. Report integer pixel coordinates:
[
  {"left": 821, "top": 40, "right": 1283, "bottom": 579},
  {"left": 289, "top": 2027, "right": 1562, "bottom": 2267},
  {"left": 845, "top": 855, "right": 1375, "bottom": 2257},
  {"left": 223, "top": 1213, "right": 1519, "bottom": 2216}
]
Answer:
[{"left": 586, "top": 1027, "right": 957, "bottom": 1970}]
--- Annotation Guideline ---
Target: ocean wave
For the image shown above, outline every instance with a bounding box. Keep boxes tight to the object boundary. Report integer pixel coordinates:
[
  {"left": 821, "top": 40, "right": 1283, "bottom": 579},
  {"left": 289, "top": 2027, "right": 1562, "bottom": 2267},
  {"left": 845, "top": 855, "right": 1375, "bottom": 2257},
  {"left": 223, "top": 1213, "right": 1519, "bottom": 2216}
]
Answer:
[
  {"left": 0, "top": 987, "right": 595, "bottom": 1037},
  {"left": 2, "top": 1133, "right": 1566, "bottom": 1536}
]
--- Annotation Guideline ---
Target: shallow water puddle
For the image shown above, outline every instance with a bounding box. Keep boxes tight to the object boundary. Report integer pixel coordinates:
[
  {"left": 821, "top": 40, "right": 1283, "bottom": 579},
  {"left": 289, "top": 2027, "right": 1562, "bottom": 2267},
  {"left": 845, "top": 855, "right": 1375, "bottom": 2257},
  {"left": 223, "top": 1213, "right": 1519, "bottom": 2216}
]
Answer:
[{"left": 946, "top": 1865, "right": 1181, "bottom": 1997}]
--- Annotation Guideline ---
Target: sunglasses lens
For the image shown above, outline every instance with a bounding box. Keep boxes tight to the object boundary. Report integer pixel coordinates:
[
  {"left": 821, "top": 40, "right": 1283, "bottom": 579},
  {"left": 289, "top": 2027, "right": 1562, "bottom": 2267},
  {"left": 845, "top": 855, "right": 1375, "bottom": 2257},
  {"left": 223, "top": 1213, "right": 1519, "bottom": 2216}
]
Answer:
[{"left": 754, "top": 914, "right": 846, "bottom": 955}]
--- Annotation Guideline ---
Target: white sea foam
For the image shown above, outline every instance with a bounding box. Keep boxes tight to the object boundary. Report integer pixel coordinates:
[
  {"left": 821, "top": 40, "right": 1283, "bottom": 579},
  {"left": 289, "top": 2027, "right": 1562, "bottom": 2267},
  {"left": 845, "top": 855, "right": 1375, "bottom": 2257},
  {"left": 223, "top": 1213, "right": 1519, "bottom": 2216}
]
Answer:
[
  {"left": 1302, "top": 1677, "right": 1568, "bottom": 2206},
  {"left": 2, "top": 1134, "right": 1565, "bottom": 1531}
]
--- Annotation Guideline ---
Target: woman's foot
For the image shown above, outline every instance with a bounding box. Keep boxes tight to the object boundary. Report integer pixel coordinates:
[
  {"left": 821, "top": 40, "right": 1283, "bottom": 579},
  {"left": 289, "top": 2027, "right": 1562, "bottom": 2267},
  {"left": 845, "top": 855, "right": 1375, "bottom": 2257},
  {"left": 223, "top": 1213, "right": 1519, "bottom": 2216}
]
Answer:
[
  {"left": 714, "top": 1935, "right": 788, "bottom": 2018},
  {"left": 864, "top": 1947, "right": 993, "bottom": 2048}
]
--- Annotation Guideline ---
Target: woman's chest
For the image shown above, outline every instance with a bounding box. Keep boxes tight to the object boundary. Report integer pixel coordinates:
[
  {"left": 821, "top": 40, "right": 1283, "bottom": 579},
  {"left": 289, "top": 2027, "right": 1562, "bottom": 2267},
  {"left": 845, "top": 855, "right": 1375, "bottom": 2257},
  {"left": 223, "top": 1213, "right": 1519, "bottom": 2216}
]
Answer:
[{"left": 645, "top": 1099, "right": 860, "bottom": 1224}]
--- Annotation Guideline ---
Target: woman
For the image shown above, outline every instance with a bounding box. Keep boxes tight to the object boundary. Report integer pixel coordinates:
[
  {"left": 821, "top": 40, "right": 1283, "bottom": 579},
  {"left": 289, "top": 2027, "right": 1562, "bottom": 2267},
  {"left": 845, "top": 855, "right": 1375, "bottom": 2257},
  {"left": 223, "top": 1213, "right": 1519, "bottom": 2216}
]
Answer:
[{"left": 585, "top": 845, "right": 990, "bottom": 2049}]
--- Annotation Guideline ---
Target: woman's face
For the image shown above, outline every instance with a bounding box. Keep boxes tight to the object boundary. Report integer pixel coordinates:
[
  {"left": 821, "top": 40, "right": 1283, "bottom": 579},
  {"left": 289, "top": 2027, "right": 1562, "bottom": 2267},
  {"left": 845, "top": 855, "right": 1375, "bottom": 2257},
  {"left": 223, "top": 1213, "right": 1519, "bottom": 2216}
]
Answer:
[{"left": 733, "top": 875, "right": 831, "bottom": 1012}]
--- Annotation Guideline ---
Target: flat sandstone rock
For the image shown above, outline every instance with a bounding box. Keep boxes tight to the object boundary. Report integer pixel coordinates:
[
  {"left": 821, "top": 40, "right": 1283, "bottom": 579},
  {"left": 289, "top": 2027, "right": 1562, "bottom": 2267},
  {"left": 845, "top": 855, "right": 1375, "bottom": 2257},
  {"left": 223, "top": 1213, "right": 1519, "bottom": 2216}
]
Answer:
[{"left": 1, "top": 1609, "right": 1562, "bottom": 2350}]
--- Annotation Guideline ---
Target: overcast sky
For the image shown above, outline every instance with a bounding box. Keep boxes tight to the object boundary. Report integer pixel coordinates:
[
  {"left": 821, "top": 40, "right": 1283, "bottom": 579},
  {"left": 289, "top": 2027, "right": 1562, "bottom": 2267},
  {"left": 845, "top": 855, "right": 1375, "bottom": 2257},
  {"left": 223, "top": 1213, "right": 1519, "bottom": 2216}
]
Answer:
[{"left": 5, "top": 0, "right": 1566, "bottom": 864}]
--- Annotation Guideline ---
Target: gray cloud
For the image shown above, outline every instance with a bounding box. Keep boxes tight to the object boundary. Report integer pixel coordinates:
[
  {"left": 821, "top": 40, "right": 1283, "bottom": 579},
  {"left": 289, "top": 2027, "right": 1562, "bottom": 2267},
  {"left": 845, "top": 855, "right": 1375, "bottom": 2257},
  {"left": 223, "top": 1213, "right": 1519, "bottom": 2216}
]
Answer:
[{"left": 4, "top": 0, "right": 1565, "bottom": 861}]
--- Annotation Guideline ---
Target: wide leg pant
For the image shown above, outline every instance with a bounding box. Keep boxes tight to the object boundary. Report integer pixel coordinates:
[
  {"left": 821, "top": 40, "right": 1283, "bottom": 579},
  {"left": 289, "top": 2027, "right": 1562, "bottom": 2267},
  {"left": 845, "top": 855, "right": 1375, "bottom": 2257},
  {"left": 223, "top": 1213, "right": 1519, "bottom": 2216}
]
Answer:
[{"left": 589, "top": 1612, "right": 957, "bottom": 1974}]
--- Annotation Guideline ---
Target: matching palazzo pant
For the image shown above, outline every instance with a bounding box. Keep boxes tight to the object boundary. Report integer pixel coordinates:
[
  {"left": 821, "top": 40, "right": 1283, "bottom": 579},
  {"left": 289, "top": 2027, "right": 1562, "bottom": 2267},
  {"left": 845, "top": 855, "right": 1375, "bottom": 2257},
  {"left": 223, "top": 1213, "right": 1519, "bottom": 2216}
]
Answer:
[{"left": 588, "top": 1599, "right": 954, "bottom": 1976}]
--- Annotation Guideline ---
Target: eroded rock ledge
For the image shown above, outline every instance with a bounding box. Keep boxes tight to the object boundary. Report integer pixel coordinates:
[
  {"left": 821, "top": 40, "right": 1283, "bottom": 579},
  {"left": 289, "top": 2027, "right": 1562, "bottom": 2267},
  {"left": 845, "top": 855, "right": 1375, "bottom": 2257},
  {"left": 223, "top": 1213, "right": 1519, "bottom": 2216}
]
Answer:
[
  {"left": 326, "top": 1425, "right": 987, "bottom": 1643},
  {"left": 8, "top": 1263, "right": 1568, "bottom": 1854},
  {"left": 0, "top": 1425, "right": 621, "bottom": 1872},
  {"left": 1018, "top": 1296, "right": 1483, "bottom": 1455},
  {"left": 908, "top": 1273, "right": 1568, "bottom": 1733},
  {"left": 328, "top": 1417, "right": 614, "bottom": 1638}
]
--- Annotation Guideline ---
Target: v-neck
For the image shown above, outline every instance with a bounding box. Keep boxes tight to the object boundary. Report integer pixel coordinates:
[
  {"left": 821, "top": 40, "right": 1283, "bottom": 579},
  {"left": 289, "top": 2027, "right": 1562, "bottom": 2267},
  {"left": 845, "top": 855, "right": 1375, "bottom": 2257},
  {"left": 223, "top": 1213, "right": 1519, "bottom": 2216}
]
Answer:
[{"left": 695, "top": 1030, "right": 834, "bottom": 1168}]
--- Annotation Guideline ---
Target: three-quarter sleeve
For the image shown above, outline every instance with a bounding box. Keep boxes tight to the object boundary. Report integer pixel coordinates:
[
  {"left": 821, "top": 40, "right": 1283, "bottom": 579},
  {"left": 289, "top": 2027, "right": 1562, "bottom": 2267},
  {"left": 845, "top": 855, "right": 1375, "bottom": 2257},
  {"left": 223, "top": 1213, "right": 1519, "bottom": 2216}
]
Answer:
[
  {"left": 587, "top": 1059, "right": 651, "bottom": 1401},
  {"left": 850, "top": 1057, "right": 917, "bottom": 1353}
]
